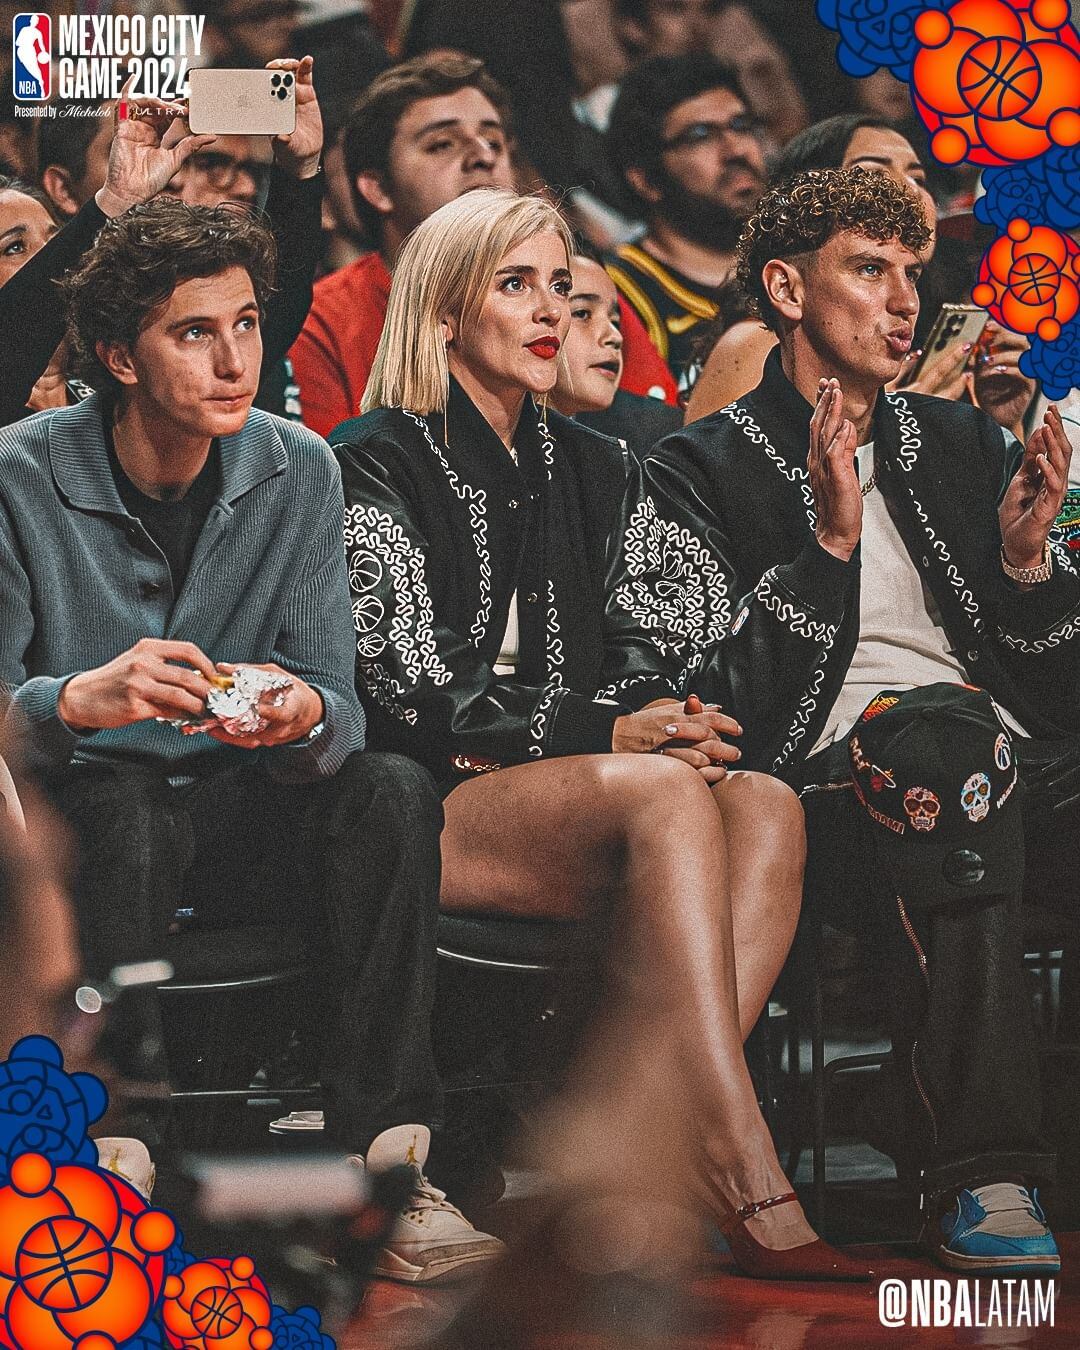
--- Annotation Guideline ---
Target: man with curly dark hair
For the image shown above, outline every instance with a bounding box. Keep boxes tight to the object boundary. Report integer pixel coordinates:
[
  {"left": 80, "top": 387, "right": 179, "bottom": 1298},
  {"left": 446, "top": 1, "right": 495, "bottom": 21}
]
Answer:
[
  {"left": 0, "top": 195, "right": 503, "bottom": 1282},
  {"left": 607, "top": 166, "right": 1080, "bottom": 1273}
]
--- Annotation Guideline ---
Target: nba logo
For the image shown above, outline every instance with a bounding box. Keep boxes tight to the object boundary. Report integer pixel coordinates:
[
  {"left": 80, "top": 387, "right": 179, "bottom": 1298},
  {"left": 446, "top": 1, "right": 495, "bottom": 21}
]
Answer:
[{"left": 13, "top": 13, "right": 50, "bottom": 101}]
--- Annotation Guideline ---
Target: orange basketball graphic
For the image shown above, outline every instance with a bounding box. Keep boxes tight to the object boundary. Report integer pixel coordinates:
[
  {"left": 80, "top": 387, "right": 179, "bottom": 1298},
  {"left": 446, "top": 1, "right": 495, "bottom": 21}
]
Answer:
[
  {"left": 16, "top": 1218, "right": 112, "bottom": 1311},
  {"left": 1008, "top": 251, "right": 1062, "bottom": 304},
  {"left": 973, "top": 217, "right": 1080, "bottom": 336},
  {"left": 912, "top": 0, "right": 1080, "bottom": 164},
  {"left": 958, "top": 38, "right": 1041, "bottom": 119},
  {"left": 0, "top": 1154, "right": 174, "bottom": 1350},
  {"left": 161, "top": 1257, "right": 272, "bottom": 1350}
]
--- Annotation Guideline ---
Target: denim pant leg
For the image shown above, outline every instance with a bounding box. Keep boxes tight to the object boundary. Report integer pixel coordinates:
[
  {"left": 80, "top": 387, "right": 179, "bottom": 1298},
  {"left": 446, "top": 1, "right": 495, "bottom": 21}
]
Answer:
[{"left": 799, "top": 744, "right": 1053, "bottom": 1190}]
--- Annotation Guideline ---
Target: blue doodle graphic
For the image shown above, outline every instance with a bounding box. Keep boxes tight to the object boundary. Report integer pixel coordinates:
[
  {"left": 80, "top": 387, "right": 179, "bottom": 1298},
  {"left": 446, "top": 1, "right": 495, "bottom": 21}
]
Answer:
[
  {"left": 977, "top": 146, "right": 1080, "bottom": 233},
  {"left": 816, "top": 0, "right": 953, "bottom": 79},
  {"left": 0, "top": 1035, "right": 107, "bottom": 1181},
  {"left": 270, "top": 1305, "right": 336, "bottom": 1350},
  {"left": 821, "top": 0, "right": 1078, "bottom": 398},
  {"left": 1021, "top": 317, "right": 1080, "bottom": 400}
]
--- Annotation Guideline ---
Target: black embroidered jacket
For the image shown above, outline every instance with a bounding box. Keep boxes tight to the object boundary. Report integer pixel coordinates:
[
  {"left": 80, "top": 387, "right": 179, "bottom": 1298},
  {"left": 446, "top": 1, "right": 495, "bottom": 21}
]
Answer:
[
  {"left": 605, "top": 348, "right": 1080, "bottom": 777},
  {"left": 330, "top": 380, "right": 632, "bottom": 785}
]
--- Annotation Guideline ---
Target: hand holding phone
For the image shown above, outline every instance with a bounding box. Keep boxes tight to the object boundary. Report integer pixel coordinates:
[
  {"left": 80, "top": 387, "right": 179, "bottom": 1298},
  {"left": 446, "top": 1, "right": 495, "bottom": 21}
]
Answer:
[
  {"left": 906, "top": 304, "right": 989, "bottom": 387},
  {"left": 188, "top": 68, "right": 296, "bottom": 136},
  {"left": 96, "top": 73, "right": 219, "bottom": 219},
  {"left": 188, "top": 57, "right": 321, "bottom": 181}
]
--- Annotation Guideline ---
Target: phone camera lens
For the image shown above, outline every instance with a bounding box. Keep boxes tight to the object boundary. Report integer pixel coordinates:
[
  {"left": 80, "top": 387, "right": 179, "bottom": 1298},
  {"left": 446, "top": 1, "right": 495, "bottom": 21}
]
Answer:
[
  {"left": 276, "top": 87, "right": 288, "bottom": 99},
  {"left": 271, "top": 73, "right": 281, "bottom": 87},
  {"left": 283, "top": 73, "right": 294, "bottom": 87}
]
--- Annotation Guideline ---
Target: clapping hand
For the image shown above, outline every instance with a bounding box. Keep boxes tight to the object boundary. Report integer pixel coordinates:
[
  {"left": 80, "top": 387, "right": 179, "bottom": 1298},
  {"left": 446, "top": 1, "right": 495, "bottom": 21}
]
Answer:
[
  {"left": 809, "top": 377, "right": 862, "bottom": 562},
  {"left": 999, "top": 405, "right": 1072, "bottom": 573}
]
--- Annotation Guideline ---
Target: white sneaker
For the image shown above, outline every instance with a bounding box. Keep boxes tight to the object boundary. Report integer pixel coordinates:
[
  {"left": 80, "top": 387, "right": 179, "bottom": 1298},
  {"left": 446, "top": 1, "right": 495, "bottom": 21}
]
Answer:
[
  {"left": 355, "top": 1124, "right": 504, "bottom": 1284},
  {"left": 269, "top": 1109, "right": 325, "bottom": 1135},
  {"left": 94, "top": 1137, "right": 155, "bottom": 1200}
]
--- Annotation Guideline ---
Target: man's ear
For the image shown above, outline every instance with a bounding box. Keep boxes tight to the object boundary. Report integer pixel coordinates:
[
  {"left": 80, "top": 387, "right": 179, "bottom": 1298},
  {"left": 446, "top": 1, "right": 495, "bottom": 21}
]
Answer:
[
  {"left": 761, "top": 258, "right": 805, "bottom": 326},
  {"left": 354, "top": 170, "right": 394, "bottom": 219},
  {"left": 96, "top": 339, "right": 138, "bottom": 387},
  {"left": 40, "top": 165, "right": 79, "bottom": 218},
  {"left": 625, "top": 166, "right": 662, "bottom": 207}
]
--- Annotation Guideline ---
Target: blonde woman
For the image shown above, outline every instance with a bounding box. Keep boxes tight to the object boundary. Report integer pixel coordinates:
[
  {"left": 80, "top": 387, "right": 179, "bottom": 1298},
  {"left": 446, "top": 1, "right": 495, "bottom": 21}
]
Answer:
[{"left": 330, "top": 189, "right": 872, "bottom": 1281}]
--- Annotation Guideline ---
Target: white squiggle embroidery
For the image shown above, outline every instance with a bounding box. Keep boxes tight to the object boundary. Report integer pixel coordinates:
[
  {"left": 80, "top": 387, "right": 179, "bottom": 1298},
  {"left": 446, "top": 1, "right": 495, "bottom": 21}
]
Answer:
[
  {"left": 772, "top": 659, "right": 829, "bottom": 772},
  {"left": 613, "top": 497, "right": 729, "bottom": 657},
  {"left": 716, "top": 403, "right": 817, "bottom": 528},
  {"left": 345, "top": 504, "right": 452, "bottom": 726},
  {"left": 885, "top": 393, "right": 921, "bottom": 473},
  {"left": 1049, "top": 534, "right": 1080, "bottom": 577},
  {"left": 546, "top": 579, "right": 564, "bottom": 685},
  {"left": 883, "top": 397, "right": 984, "bottom": 627},
  {"left": 597, "top": 672, "right": 658, "bottom": 700},
  {"left": 998, "top": 615, "right": 1080, "bottom": 654},
  {"left": 403, "top": 409, "right": 492, "bottom": 645},
  {"left": 755, "top": 571, "right": 837, "bottom": 646},
  {"left": 908, "top": 492, "right": 982, "bottom": 627},
  {"left": 538, "top": 414, "right": 556, "bottom": 480},
  {"left": 529, "top": 683, "right": 566, "bottom": 757}
]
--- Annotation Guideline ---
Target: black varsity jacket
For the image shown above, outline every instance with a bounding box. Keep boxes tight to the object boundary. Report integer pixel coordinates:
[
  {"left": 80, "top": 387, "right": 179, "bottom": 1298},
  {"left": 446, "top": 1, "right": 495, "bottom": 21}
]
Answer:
[
  {"left": 604, "top": 348, "right": 1080, "bottom": 778},
  {"left": 330, "top": 379, "right": 634, "bottom": 785}
]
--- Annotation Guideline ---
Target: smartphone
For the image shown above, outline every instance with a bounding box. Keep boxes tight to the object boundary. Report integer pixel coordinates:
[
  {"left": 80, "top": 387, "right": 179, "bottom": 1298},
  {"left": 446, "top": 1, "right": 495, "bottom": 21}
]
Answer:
[
  {"left": 907, "top": 303, "right": 989, "bottom": 384},
  {"left": 188, "top": 68, "right": 295, "bottom": 136}
]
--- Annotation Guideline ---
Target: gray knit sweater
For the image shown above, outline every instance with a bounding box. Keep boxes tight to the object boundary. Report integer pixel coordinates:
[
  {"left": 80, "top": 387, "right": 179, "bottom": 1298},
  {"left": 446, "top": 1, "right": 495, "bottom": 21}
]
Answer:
[{"left": 0, "top": 396, "right": 365, "bottom": 780}]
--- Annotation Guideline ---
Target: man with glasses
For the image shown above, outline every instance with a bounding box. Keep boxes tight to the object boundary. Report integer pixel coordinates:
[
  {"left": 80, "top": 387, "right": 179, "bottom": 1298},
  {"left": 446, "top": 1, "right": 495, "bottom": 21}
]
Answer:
[
  {"left": 604, "top": 54, "right": 766, "bottom": 396},
  {"left": 163, "top": 135, "right": 273, "bottom": 210}
]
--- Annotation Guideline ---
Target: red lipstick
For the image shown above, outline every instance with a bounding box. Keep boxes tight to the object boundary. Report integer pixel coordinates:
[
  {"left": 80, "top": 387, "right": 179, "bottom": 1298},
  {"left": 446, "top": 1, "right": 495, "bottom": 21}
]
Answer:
[{"left": 526, "top": 337, "right": 560, "bottom": 360}]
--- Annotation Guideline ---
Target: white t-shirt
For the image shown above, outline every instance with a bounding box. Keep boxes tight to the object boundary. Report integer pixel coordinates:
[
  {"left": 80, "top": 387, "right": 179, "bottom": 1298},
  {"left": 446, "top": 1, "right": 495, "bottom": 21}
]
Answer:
[
  {"left": 1029, "top": 390, "right": 1080, "bottom": 486},
  {"left": 810, "top": 443, "right": 1024, "bottom": 754},
  {"left": 494, "top": 445, "right": 520, "bottom": 675}
]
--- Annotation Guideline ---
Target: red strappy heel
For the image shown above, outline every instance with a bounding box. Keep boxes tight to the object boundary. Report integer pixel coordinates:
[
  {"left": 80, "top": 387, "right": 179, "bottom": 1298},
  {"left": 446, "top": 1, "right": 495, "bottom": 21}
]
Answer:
[{"left": 720, "top": 1192, "right": 876, "bottom": 1281}]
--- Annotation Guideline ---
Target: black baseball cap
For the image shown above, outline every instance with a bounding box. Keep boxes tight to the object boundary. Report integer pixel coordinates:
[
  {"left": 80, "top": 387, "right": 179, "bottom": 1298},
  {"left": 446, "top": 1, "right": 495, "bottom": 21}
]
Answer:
[{"left": 847, "top": 684, "right": 1024, "bottom": 906}]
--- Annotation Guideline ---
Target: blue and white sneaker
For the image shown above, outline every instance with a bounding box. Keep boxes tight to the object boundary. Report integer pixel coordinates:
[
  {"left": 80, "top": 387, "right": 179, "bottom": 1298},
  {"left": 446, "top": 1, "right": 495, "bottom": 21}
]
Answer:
[{"left": 930, "top": 1183, "right": 1060, "bottom": 1274}]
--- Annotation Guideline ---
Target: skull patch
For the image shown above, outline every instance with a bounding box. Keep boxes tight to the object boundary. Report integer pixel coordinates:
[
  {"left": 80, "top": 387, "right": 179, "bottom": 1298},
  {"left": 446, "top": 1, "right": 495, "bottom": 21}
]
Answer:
[
  {"left": 962, "top": 772, "right": 991, "bottom": 823},
  {"left": 903, "top": 786, "right": 940, "bottom": 832}
]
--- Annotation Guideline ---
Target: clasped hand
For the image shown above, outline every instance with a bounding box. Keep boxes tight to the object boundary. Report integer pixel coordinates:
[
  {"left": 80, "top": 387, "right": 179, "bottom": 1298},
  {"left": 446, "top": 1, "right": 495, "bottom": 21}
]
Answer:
[{"left": 612, "top": 694, "right": 742, "bottom": 783}]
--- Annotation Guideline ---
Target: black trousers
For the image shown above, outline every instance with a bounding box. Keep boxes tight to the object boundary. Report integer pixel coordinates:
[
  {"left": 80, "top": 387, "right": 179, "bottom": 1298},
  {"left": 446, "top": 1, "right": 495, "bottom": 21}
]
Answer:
[
  {"left": 797, "top": 734, "right": 1080, "bottom": 1193},
  {"left": 43, "top": 751, "right": 445, "bottom": 1154}
]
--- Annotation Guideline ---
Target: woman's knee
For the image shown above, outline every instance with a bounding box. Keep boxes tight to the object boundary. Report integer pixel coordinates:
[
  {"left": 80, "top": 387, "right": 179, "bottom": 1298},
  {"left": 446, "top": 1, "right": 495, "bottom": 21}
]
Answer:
[
  {"left": 593, "top": 752, "right": 720, "bottom": 831},
  {"left": 717, "top": 771, "right": 807, "bottom": 866}
]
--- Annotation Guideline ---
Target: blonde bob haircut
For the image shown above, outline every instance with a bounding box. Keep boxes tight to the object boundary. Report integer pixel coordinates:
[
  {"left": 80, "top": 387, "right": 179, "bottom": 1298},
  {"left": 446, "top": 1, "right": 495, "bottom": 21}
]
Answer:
[{"left": 362, "top": 188, "right": 574, "bottom": 415}]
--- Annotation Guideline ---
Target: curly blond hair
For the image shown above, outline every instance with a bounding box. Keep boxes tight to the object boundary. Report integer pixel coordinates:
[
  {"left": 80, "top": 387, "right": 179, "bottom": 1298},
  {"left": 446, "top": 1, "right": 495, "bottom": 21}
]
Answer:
[{"left": 736, "top": 167, "right": 932, "bottom": 332}]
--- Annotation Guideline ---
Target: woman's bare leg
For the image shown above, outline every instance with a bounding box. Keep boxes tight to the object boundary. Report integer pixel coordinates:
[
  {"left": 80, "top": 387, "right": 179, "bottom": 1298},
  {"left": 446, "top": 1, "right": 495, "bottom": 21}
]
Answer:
[
  {"left": 710, "top": 771, "right": 806, "bottom": 1040},
  {"left": 441, "top": 753, "right": 815, "bottom": 1249}
]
